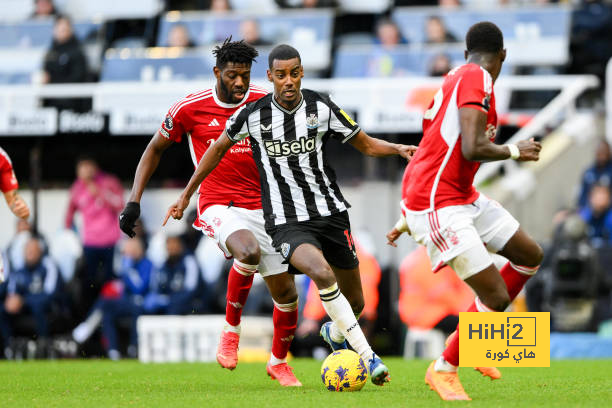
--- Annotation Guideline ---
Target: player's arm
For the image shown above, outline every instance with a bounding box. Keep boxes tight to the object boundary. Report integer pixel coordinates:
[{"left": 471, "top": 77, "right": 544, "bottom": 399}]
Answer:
[
  {"left": 3, "top": 189, "right": 30, "bottom": 219},
  {"left": 120, "top": 131, "right": 173, "bottom": 237},
  {"left": 163, "top": 131, "right": 233, "bottom": 225},
  {"left": 348, "top": 130, "right": 417, "bottom": 160},
  {"left": 386, "top": 215, "right": 409, "bottom": 248}
]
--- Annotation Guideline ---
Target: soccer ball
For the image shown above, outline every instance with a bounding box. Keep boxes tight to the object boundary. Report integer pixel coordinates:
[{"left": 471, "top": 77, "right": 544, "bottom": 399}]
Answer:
[{"left": 320, "top": 349, "right": 368, "bottom": 392}]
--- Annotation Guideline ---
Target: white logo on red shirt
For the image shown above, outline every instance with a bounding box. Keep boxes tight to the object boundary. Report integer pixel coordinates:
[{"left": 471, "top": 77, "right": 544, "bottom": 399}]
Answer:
[{"left": 208, "top": 118, "right": 220, "bottom": 127}]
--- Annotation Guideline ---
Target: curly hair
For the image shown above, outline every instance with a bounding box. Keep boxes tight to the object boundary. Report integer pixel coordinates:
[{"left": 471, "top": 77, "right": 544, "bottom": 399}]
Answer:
[
  {"left": 466, "top": 22, "right": 504, "bottom": 55},
  {"left": 212, "top": 37, "right": 258, "bottom": 69}
]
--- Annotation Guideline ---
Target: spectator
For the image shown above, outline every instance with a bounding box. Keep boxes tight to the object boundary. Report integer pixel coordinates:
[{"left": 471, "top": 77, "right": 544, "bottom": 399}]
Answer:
[
  {"left": 0, "top": 237, "right": 61, "bottom": 355},
  {"left": 577, "top": 139, "right": 612, "bottom": 208},
  {"left": 143, "top": 236, "right": 200, "bottom": 315},
  {"left": 398, "top": 246, "right": 474, "bottom": 335},
  {"left": 424, "top": 16, "right": 458, "bottom": 44},
  {"left": 428, "top": 53, "right": 452, "bottom": 76},
  {"left": 31, "top": 0, "right": 57, "bottom": 19},
  {"left": 5, "top": 219, "right": 33, "bottom": 279},
  {"left": 42, "top": 16, "right": 89, "bottom": 84},
  {"left": 72, "top": 238, "right": 152, "bottom": 360},
  {"left": 375, "top": 18, "right": 407, "bottom": 49},
  {"left": 167, "top": 24, "right": 196, "bottom": 48},
  {"left": 210, "top": 0, "right": 231, "bottom": 12},
  {"left": 65, "top": 156, "right": 124, "bottom": 307},
  {"left": 579, "top": 183, "right": 612, "bottom": 247},
  {"left": 239, "top": 19, "right": 272, "bottom": 46}
]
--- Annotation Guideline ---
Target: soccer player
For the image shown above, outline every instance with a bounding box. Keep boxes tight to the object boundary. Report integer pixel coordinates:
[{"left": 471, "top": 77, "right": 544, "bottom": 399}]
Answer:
[
  {"left": 0, "top": 147, "right": 30, "bottom": 282},
  {"left": 386, "top": 22, "right": 543, "bottom": 400},
  {"left": 118, "top": 39, "right": 302, "bottom": 386},
  {"left": 164, "top": 44, "right": 416, "bottom": 386}
]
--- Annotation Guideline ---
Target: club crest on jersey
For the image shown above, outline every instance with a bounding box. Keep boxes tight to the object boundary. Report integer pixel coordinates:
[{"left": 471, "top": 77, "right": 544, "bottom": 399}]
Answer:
[
  {"left": 306, "top": 114, "right": 319, "bottom": 129},
  {"left": 164, "top": 114, "right": 174, "bottom": 130},
  {"left": 280, "top": 243, "right": 291, "bottom": 259},
  {"left": 264, "top": 136, "right": 316, "bottom": 157}
]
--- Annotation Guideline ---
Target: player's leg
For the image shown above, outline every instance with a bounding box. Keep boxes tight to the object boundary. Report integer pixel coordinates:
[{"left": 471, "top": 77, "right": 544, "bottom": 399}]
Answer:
[
  {"left": 288, "top": 243, "right": 389, "bottom": 385},
  {"left": 202, "top": 205, "right": 261, "bottom": 370},
  {"left": 262, "top": 271, "right": 302, "bottom": 386}
]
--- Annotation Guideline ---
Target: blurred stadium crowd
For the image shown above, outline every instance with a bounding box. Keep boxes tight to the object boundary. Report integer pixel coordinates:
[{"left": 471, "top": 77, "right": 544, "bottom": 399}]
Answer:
[{"left": 1, "top": 0, "right": 612, "bottom": 360}]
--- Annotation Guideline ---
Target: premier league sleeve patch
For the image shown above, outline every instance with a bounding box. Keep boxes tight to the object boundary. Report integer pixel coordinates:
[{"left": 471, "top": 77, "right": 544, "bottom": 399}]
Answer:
[{"left": 164, "top": 114, "right": 174, "bottom": 130}]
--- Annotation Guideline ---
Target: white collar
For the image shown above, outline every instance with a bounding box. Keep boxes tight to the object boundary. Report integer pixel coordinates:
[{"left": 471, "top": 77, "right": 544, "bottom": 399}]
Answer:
[{"left": 213, "top": 84, "right": 251, "bottom": 108}]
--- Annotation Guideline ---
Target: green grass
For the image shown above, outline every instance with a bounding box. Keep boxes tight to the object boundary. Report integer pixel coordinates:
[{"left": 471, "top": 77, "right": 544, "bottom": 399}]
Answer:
[{"left": 0, "top": 358, "right": 610, "bottom": 407}]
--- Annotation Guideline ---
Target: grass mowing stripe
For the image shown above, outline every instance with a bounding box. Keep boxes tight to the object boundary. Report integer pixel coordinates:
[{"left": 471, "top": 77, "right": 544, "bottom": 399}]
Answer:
[{"left": 0, "top": 359, "right": 610, "bottom": 407}]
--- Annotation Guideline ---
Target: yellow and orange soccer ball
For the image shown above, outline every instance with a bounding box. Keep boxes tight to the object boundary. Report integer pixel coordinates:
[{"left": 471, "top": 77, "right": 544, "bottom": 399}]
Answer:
[{"left": 320, "top": 349, "right": 368, "bottom": 392}]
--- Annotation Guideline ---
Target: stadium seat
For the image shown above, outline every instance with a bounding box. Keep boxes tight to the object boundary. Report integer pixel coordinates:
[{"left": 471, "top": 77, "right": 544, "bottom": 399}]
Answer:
[
  {"left": 157, "top": 10, "right": 333, "bottom": 71},
  {"left": 392, "top": 5, "right": 571, "bottom": 66},
  {"left": 333, "top": 44, "right": 466, "bottom": 77},
  {"left": 100, "top": 46, "right": 273, "bottom": 81},
  {"left": 62, "top": 0, "right": 164, "bottom": 20},
  {"left": 338, "top": 0, "right": 392, "bottom": 13}
]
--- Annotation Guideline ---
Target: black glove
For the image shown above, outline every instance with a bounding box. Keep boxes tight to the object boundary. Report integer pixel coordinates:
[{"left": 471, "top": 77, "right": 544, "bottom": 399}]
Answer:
[{"left": 119, "top": 201, "right": 140, "bottom": 238}]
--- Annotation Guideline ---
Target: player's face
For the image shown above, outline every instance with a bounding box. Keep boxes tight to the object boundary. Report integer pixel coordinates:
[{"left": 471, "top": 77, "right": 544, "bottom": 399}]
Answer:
[
  {"left": 267, "top": 58, "right": 303, "bottom": 109},
  {"left": 215, "top": 62, "right": 252, "bottom": 104}
]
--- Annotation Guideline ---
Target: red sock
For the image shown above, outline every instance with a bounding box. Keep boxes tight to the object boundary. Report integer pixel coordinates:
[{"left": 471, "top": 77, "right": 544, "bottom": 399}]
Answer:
[
  {"left": 271, "top": 301, "right": 298, "bottom": 362},
  {"left": 225, "top": 260, "right": 256, "bottom": 327},
  {"left": 500, "top": 262, "right": 537, "bottom": 300},
  {"left": 442, "top": 262, "right": 538, "bottom": 366}
]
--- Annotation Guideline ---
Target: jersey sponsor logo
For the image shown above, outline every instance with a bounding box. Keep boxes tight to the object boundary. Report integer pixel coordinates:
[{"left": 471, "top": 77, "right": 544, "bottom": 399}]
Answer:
[
  {"left": 229, "top": 301, "right": 243, "bottom": 309},
  {"left": 339, "top": 109, "right": 356, "bottom": 126},
  {"left": 280, "top": 243, "right": 291, "bottom": 259},
  {"left": 264, "top": 136, "right": 316, "bottom": 157},
  {"left": 305, "top": 113, "right": 319, "bottom": 129},
  {"left": 164, "top": 114, "right": 174, "bottom": 130},
  {"left": 208, "top": 118, "right": 220, "bottom": 127},
  {"left": 260, "top": 123, "right": 272, "bottom": 132}
]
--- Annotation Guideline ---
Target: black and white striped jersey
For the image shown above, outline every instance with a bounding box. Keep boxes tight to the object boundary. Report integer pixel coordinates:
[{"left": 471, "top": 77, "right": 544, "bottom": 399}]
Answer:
[{"left": 225, "top": 89, "right": 360, "bottom": 229}]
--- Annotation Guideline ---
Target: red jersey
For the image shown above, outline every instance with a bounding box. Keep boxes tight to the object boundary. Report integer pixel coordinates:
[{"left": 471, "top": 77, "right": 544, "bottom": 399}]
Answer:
[
  {"left": 159, "top": 84, "right": 268, "bottom": 225},
  {"left": 402, "top": 63, "right": 497, "bottom": 212},
  {"left": 0, "top": 147, "right": 19, "bottom": 193}
]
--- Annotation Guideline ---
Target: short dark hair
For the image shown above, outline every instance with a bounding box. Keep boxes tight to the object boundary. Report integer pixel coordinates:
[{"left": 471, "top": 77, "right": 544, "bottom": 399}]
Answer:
[
  {"left": 268, "top": 44, "right": 301, "bottom": 69},
  {"left": 466, "top": 21, "right": 504, "bottom": 55},
  {"left": 213, "top": 37, "right": 258, "bottom": 69}
]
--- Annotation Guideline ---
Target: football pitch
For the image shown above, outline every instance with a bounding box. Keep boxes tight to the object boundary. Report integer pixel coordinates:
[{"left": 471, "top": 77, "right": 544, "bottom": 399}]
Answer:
[{"left": 0, "top": 358, "right": 610, "bottom": 407}]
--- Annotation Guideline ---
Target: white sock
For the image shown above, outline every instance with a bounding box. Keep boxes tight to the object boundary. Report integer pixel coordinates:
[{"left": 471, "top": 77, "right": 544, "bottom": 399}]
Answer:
[
  {"left": 319, "top": 283, "right": 374, "bottom": 362},
  {"left": 329, "top": 311, "right": 361, "bottom": 343},
  {"left": 224, "top": 322, "right": 241, "bottom": 334},
  {"left": 434, "top": 356, "right": 457, "bottom": 373},
  {"left": 268, "top": 353, "right": 286, "bottom": 366}
]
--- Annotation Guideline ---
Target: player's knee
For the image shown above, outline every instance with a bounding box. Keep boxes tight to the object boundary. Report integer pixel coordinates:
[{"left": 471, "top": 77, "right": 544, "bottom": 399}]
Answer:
[
  {"left": 271, "top": 281, "right": 298, "bottom": 304},
  {"left": 349, "top": 296, "right": 364, "bottom": 316},
  {"left": 308, "top": 264, "right": 336, "bottom": 289},
  {"left": 482, "top": 290, "right": 511, "bottom": 312},
  {"left": 234, "top": 242, "right": 261, "bottom": 265}
]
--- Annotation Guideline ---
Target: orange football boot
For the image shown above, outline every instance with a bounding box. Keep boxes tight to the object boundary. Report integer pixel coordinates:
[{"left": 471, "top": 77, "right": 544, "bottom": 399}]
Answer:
[
  {"left": 445, "top": 330, "right": 502, "bottom": 380},
  {"left": 266, "top": 363, "right": 302, "bottom": 387},
  {"left": 216, "top": 331, "right": 239, "bottom": 370},
  {"left": 425, "top": 361, "right": 471, "bottom": 401}
]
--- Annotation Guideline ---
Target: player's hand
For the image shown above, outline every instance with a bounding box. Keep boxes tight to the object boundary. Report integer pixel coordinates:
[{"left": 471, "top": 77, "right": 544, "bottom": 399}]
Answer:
[
  {"left": 386, "top": 227, "right": 404, "bottom": 247},
  {"left": 4, "top": 294, "right": 23, "bottom": 314},
  {"left": 119, "top": 201, "right": 140, "bottom": 238},
  {"left": 516, "top": 138, "right": 541, "bottom": 162},
  {"left": 162, "top": 195, "right": 190, "bottom": 226},
  {"left": 10, "top": 196, "right": 30, "bottom": 220},
  {"left": 398, "top": 145, "right": 418, "bottom": 161}
]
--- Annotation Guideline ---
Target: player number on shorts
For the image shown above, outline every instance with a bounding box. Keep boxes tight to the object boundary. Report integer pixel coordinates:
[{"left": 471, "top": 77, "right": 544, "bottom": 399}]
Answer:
[
  {"left": 343, "top": 229, "right": 355, "bottom": 251},
  {"left": 423, "top": 88, "right": 443, "bottom": 120}
]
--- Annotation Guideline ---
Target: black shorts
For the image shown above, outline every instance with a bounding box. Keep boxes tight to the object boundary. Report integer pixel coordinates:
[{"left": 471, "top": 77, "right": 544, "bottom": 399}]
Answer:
[{"left": 267, "top": 211, "right": 359, "bottom": 271}]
